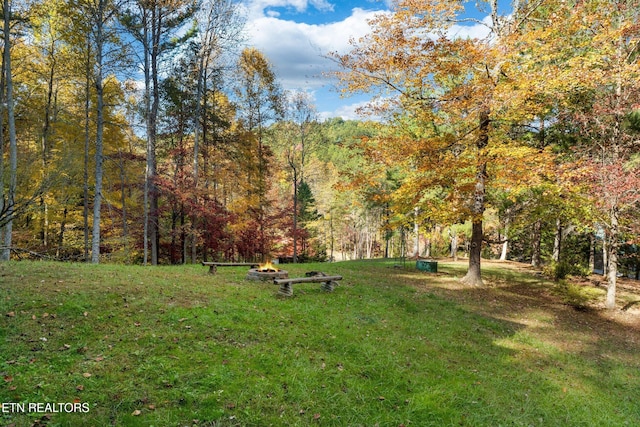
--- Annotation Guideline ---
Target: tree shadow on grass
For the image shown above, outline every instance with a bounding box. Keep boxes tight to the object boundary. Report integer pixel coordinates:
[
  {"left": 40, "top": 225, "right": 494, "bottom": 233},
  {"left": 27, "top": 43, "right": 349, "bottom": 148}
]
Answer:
[{"left": 394, "top": 260, "right": 640, "bottom": 425}]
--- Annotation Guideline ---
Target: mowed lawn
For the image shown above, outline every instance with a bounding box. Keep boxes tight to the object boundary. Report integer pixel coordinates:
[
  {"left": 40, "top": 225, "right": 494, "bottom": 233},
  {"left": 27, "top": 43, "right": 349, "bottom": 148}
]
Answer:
[{"left": 1, "top": 259, "right": 639, "bottom": 426}]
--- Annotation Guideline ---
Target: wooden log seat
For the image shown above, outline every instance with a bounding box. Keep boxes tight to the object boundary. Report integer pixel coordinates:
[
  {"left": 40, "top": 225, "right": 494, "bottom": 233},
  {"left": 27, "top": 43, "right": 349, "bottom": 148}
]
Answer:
[
  {"left": 274, "top": 272, "right": 343, "bottom": 297},
  {"left": 202, "top": 262, "right": 259, "bottom": 274}
]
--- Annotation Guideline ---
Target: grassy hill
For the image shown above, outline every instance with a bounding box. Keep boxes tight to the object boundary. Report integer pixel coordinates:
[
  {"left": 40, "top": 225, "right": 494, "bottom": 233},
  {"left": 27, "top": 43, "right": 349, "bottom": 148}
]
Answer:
[{"left": 1, "top": 259, "right": 639, "bottom": 426}]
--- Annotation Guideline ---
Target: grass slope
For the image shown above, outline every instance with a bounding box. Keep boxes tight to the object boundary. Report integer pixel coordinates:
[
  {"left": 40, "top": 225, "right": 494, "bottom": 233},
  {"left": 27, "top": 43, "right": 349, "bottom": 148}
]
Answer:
[{"left": 1, "top": 260, "right": 639, "bottom": 426}]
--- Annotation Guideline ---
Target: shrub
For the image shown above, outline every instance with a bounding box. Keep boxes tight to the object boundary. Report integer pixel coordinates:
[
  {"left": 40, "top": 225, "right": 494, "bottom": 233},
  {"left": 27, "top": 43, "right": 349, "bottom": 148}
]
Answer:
[{"left": 544, "top": 260, "right": 590, "bottom": 281}]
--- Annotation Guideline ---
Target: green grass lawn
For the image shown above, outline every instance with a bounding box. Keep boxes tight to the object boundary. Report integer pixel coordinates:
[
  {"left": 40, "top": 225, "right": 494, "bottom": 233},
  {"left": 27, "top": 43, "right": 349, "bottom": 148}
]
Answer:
[{"left": 1, "top": 259, "right": 639, "bottom": 426}]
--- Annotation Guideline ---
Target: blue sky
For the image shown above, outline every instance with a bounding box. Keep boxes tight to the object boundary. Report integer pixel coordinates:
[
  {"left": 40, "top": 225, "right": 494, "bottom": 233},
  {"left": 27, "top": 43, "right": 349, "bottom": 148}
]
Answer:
[{"left": 240, "top": 0, "right": 491, "bottom": 120}]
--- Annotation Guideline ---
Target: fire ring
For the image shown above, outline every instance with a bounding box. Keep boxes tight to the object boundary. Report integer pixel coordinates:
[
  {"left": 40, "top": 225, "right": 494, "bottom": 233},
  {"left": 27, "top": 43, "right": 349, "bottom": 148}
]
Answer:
[{"left": 246, "top": 268, "right": 289, "bottom": 281}]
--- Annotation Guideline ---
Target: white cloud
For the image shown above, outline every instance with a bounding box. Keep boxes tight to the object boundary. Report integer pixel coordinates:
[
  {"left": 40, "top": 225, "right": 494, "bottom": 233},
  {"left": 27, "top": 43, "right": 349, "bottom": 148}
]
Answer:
[
  {"left": 241, "top": 0, "right": 492, "bottom": 119},
  {"left": 242, "top": 0, "right": 334, "bottom": 21},
  {"left": 319, "top": 100, "right": 368, "bottom": 121},
  {"left": 245, "top": 8, "right": 382, "bottom": 92}
]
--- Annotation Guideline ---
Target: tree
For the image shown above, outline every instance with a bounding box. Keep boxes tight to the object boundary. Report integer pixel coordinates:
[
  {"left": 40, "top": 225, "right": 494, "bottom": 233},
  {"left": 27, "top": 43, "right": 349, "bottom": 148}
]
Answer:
[
  {"left": 284, "top": 91, "right": 319, "bottom": 262},
  {"left": 518, "top": 0, "right": 640, "bottom": 308},
  {"left": 121, "top": 0, "right": 195, "bottom": 265},
  {"left": 332, "top": 0, "right": 550, "bottom": 285},
  {"left": 1, "top": 0, "right": 19, "bottom": 261},
  {"left": 234, "top": 47, "right": 284, "bottom": 261},
  {"left": 189, "top": 0, "right": 243, "bottom": 262},
  {"left": 65, "top": 0, "right": 129, "bottom": 263}
]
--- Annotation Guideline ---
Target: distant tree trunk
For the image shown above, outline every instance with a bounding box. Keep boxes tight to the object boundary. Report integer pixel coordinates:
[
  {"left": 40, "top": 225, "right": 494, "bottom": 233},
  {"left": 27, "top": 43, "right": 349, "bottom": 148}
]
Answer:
[
  {"left": 170, "top": 206, "right": 177, "bottom": 264},
  {"left": 384, "top": 203, "right": 390, "bottom": 258},
  {"left": 602, "top": 235, "right": 609, "bottom": 276},
  {"left": 56, "top": 207, "right": 67, "bottom": 259},
  {"left": 413, "top": 207, "right": 419, "bottom": 257},
  {"left": 181, "top": 204, "right": 186, "bottom": 264},
  {"left": 500, "top": 218, "right": 510, "bottom": 261},
  {"left": 531, "top": 219, "right": 542, "bottom": 268},
  {"left": 424, "top": 230, "right": 431, "bottom": 258},
  {"left": 605, "top": 208, "right": 619, "bottom": 309},
  {"left": 40, "top": 52, "right": 56, "bottom": 250},
  {"left": 552, "top": 218, "right": 562, "bottom": 263},
  {"left": 118, "top": 150, "right": 129, "bottom": 259},
  {"left": 588, "top": 233, "right": 595, "bottom": 273},
  {"left": 2, "top": 0, "right": 18, "bottom": 261},
  {"left": 450, "top": 231, "right": 458, "bottom": 261},
  {"left": 329, "top": 212, "right": 334, "bottom": 261},
  {"left": 290, "top": 159, "right": 298, "bottom": 263}
]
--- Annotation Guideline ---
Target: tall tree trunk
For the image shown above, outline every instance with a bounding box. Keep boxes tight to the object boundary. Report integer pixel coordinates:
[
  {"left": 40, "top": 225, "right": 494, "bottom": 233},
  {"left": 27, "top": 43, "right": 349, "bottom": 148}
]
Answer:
[
  {"left": 91, "top": 0, "right": 106, "bottom": 264},
  {"left": 2, "top": 0, "right": 17, "bottom": 261},
  {"left": 40, "top": 44, "right": 56, "bottom": 250},
  {"left": 190, "top": 48, "right": 207, "bottom": 264},
  {"left": 142, "top": 15, "right": 151, "bottom": 265},
  {"left": 0, "top": 29, "right": 5, "bottom": 258},
  {"left": 83, "top": 39, "right": 91, "bottom": 262},
  {"left": 461, "top": 111, "right": 489, "bottom": 286},
  {"left": 149, "top": 9, "right": 160, "bottom": 265}
]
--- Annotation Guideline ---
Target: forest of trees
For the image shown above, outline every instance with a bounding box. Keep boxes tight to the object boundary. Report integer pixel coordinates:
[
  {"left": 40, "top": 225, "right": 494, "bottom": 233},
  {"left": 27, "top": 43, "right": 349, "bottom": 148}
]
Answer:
[{"left": 0, "top": 0, "right": 638, "bottom": 308}]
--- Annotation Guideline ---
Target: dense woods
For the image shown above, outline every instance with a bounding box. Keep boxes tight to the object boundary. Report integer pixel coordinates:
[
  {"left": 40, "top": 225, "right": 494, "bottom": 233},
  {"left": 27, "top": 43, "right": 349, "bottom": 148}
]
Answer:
[{"left": 0, "top": 0, "right": 638, "bottom": 308}]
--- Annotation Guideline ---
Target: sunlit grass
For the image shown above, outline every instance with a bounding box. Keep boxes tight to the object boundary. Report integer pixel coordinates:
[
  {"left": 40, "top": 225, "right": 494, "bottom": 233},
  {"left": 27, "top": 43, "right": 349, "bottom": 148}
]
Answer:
[{"left": 1, "top": 259, "right": 638, "bottom": 426}]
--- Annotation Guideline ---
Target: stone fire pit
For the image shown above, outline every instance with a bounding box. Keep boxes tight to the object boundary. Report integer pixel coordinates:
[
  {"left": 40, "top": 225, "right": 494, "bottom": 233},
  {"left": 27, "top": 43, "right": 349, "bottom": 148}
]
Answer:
[{"left": 246, "top": 263, "right": 289, "bottom": 281}]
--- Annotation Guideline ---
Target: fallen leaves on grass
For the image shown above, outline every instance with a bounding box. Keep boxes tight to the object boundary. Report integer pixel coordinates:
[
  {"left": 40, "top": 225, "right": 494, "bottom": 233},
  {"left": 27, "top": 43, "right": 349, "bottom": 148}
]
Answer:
[{"left": 132, "top": 409, "right": 142, "bottom": 416}]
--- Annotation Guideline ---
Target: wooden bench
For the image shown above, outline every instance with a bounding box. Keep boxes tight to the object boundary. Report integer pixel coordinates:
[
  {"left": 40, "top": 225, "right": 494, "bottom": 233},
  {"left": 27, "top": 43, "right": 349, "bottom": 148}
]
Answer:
[
  {"left": 274, "top": 272, "right": 342, "bottom": 297},
  {"left": 202, "top": 262, "right": 258, "bottom": 274}
]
